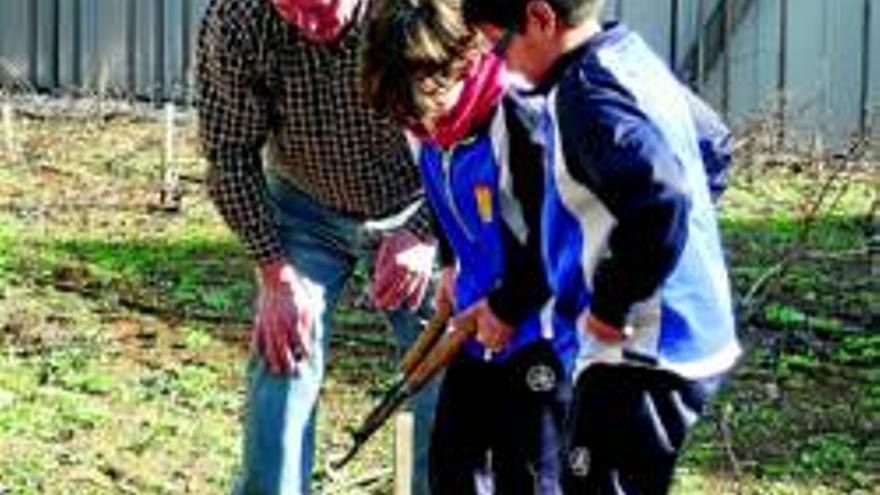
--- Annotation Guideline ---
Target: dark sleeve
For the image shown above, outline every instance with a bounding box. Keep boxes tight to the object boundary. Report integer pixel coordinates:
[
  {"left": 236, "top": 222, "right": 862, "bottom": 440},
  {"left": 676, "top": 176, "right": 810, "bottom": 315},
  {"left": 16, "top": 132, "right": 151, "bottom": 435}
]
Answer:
[
  {"left": 197, "top": 0, "right": 284, "bottom": 264},
  {"left": 428, "top": 207, "right": 455, "bottom": 267},
  {"left": 398, "top": 133, "right": 436, "bottom": 242},
  {"left": 487, "top": 100, "right": 551, "bottom": 326},
  {"left": 401, "top": 203, "right": 437, "bottom": 242},
  {"left": 682, "top": 86, "right": 732, "bottom": 201},
  {"left": 559, "top": 90, "right": 691, "bottom": 328}
]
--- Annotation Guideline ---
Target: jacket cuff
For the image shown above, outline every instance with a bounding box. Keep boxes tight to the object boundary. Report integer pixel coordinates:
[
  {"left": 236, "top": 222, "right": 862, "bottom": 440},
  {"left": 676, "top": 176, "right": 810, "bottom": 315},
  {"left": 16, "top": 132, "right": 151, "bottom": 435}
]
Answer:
[{"left": 589, "top": 291, "right": 630, "bottom": 330}]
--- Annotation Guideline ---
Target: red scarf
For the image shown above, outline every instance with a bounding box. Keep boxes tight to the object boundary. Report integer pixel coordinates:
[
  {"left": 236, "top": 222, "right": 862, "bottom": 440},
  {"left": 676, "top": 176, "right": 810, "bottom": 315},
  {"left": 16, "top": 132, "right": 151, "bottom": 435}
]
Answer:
[
  {"left": 271, "top": 0, "right": 361, "bottom": 43},
  {"left": 413, "top": 52, "right": 509, "bottom": 150}
]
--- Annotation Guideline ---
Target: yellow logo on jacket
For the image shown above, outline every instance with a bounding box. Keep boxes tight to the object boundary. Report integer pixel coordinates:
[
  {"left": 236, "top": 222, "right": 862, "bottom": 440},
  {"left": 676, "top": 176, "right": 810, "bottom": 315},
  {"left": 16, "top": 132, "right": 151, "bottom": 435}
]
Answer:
[{"left": 474, "top": 185, "right": 493, "bottom": 223}]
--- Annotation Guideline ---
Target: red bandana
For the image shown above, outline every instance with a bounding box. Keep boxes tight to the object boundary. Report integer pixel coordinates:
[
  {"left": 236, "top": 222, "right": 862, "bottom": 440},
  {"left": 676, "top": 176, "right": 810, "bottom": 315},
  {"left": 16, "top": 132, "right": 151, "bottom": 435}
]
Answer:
[
  {"left": 414, "top": 52, "right": 509, "bottom": 150},
  {"left": 271, "top": 0, "right": 361, "bottom": 43}
]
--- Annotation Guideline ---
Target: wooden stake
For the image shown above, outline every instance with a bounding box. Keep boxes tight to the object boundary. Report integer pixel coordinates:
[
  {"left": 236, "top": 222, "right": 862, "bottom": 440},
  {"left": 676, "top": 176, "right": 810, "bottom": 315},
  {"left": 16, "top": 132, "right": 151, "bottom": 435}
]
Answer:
[
  {"left": 164, "top": 103, "right": 175, "bottom": 166},
  {"left": 160, "top": 102, "right": 180, "bottom": 209},
  {"left": 393, "top": 412, "right": 414, "bottom": 495}
]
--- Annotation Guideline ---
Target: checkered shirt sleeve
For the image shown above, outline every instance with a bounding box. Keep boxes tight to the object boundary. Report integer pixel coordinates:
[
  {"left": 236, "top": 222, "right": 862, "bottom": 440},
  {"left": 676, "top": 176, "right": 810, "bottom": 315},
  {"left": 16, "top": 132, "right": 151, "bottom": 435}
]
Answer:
[{"left": 197, "top": 0, "right": 285, "bottom": 263}]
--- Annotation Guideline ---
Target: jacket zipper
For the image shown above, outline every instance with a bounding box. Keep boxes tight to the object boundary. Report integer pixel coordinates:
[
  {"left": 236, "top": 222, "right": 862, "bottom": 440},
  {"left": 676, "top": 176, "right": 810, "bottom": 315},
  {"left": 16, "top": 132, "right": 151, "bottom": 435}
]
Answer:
[{"left": 442, "top": 147, "right": 477, "bottom": 242}]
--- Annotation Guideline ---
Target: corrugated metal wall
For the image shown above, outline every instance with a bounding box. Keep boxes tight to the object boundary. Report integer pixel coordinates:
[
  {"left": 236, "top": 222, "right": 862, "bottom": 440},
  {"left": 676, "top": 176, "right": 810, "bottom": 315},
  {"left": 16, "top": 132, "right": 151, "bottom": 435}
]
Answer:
[
  {"left": 0, "top": 0, "right": 877, "bottom": 146},
  {"left": 607, "top": 0, "right": 877, "bottom": 146},
  {"left": 0, "top": 0, "right": 210, "bottom": 100},
  {"left": 691, "top": 0, "right": 877, "bottom": 146}
]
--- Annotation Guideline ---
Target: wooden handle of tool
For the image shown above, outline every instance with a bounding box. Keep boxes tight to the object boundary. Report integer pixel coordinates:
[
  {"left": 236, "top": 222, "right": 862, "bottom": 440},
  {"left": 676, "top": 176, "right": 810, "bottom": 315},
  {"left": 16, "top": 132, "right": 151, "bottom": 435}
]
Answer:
[
  {"left": 407, "top": 318, "right": 476, "bottom": 387},
  {"left": 399, "top": 301, "right": 452, "bottom": 375}
]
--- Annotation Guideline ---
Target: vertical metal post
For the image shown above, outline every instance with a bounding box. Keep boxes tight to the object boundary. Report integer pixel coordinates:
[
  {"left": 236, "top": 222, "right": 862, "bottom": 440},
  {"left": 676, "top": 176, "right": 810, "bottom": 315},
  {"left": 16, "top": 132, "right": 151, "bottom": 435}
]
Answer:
[
  {"left": 615, "top": 0, "right": 624, "bottom": 20},
  {"left": 72, "top": 0, "right": 83, "bottom": 89},
  {"left": 722, "top": 0, "right": 732, "bottom": 118},
  {"left": 859, "top": 0, "right": 872, "bottom": 137},
  {"left": 777, "top": 0, "right": 788, "bottom": 146},
  {"left": 696, "top": 0, "right": 705, "bottom": 91},
  {"left": 181, "top": 0, "right": 193, "bottom": 102},
  {"left": 28, "top": 0, "right": 39, "bottom": 88},
  {"left": 51, "top": 0, "right": 61, "bottom": 89},
  {"left": 154, "top": 0, "right": 166, "bottom": 104},
  {"left": 670, "top": 0, "right": 680, "bottom": 70},
  {"left": 127, "top": 0, "right": 138, "bottom": 97}
]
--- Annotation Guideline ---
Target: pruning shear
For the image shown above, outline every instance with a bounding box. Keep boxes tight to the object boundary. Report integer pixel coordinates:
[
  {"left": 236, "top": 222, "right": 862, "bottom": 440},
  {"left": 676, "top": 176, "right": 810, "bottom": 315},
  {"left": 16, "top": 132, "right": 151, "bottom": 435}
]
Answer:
[{"left": 331, "top": 301, "right": 475, "bottom": 470}]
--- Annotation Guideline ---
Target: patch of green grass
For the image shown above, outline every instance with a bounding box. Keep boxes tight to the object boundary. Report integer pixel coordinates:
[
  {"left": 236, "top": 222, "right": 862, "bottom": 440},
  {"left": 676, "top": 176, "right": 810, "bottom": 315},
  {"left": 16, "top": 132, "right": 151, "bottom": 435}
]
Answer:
[
  {"left": 833, "top": 333, "right": 880, "bottom": 366},
  {"left": 0, "top": 454, "right": 51, "bottom": 495},
  {"left": 796, "top": 433, "right": 861, "bottom": 477},
  {"left": 721, "top": 166, "right": 875, "bottom": 335},
  {"left": 181, "top": 324, "right": 216, "bottom": 351},
  {"left": 0, "top": 216, "right": 24, "bottom": 281},
  {"left": 2, "top": 116, "right": 877, "bottom": 494}
]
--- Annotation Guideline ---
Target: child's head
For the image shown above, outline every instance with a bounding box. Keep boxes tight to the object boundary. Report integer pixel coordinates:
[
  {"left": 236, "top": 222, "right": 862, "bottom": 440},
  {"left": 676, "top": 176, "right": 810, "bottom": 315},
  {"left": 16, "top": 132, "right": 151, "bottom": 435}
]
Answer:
[
  {"left": 362, "top": 0, "right": 485, "bottom": 132},
  {"left": 463, "top": 0, "right": 605, "bottom": 82},
  {"left": 463, "top": 0, "right": 605, "bottom": 31}
]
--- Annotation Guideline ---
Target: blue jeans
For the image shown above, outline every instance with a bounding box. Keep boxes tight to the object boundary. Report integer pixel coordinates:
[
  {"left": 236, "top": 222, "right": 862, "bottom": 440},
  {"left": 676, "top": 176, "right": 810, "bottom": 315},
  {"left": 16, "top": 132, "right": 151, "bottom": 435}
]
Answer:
[{"left": 234, "top": 174, "right": 438, "bottom": 495}]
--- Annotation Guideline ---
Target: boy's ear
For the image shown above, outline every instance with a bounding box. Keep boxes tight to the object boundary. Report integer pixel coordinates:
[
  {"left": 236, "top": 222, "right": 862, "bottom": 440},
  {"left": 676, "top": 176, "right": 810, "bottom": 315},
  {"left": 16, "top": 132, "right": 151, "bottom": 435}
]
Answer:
[{"left": 524, "top": 0, "right": 559, "bottom": 37}]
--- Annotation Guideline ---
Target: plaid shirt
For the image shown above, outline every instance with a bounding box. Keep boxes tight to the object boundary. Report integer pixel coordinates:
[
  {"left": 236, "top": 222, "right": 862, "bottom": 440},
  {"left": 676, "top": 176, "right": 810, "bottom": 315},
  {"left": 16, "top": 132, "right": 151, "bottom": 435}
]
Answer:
[{"left": 197, "top": 0, "right": 430, "bottom": 264}]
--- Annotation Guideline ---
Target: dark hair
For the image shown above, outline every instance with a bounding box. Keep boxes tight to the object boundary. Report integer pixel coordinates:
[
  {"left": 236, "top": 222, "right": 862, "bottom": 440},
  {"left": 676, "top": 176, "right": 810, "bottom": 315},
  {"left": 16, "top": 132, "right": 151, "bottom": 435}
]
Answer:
[
  {"left": 463, "top": 0, "right": 604, "bottom": 31},
  {"left": 362, "top": 0, "right": 482, "bottom": 126}
]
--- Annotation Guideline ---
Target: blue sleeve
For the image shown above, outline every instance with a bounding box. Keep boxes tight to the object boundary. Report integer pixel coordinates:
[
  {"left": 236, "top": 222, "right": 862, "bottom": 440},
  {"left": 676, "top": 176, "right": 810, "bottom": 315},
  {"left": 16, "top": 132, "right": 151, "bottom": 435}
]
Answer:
[
  {"left": 558, "top": 88, "right": 691, "bottom": 328},
  {"left": 683, "top": 87, "right": 732, "bottom": 201}
]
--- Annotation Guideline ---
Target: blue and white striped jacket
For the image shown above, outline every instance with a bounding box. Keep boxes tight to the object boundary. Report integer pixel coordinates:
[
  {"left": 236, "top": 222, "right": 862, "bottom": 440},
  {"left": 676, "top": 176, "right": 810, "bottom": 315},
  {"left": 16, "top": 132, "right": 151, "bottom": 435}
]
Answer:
[{"left": 537, "top": 23, "right": 741, "bottom": 379}]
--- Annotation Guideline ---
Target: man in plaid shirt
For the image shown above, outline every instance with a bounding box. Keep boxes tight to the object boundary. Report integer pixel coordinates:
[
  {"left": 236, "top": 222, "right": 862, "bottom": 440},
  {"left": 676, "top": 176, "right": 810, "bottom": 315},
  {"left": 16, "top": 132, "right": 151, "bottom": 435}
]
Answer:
[{"left": 197, "top": 0, "right": 438, "bottom": 493}]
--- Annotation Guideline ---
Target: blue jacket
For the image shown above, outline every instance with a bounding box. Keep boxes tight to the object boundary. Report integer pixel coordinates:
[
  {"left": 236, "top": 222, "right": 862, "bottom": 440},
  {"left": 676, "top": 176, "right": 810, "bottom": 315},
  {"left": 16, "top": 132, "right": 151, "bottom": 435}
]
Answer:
[
  {"left": 536, "top": 23, "right": 740, "bottom": 379},
  {"left": 409, "top": 99, "right": 577, "bottom": 366}
]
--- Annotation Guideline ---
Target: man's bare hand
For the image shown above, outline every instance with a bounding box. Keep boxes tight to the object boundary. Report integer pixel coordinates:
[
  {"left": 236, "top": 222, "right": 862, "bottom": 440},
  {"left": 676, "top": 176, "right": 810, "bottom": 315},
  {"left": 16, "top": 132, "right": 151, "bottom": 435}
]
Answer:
[
  {"left": 453, "top": 299, "right": 514, "bottom": 353},
  {"left": 371, "top": 230, "right": 437, "bottom": 310},
  {"left": 253, "top": 260, "right": 315, "bottom": 375}
]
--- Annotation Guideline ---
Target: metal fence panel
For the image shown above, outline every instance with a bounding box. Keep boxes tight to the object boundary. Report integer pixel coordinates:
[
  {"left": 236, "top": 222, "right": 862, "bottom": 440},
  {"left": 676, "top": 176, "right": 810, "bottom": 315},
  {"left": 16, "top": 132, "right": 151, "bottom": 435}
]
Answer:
[
  {"left": 617, "top": 0, "right": 675, "bottom": 62},
  {"left": 0, "top": 1, "right": 30, "bottom": 87},
  {"left": 602, "top": 0, "right": 622, "bottom": 21},
  {"left": 34, "top": 0, "right": 56, "bottom": 89},
  {"left": 826, "top": 0, "right": 866, "bottom": 144},
  {"left": 725, "top": 0, "right": 760, "bottom": 125},
  {"left": 0, "top": 0, "right": 208, "bottom": 100},
  {"left": 868, "top": 0, "right": 878, "bottom": 132},
  {"left": 785, "top": 0, "right": 863, "bottom": 145},
  {"left": 754, "top": 0, "right": 784, "bottom": 118},
  {"left": 135, "top": 0, "right": 158, "bottom": 99},
  {"left": 724, "top": 0, "right": 782, "bottom": 127},
  {"left": 676, "top": 0, "right": 701, "bottom": 72},
  {"left": 57, "top": 0, "right": 76, "bottom": 89},
  {"left": 612, "top": 0, "right": 877, "bottom": 146},
  {"left": 0, "top": 0, "right": 877, "bottom": 146},
  {"left": 95, "top": 0, "right": 129, "bottom": 94}
]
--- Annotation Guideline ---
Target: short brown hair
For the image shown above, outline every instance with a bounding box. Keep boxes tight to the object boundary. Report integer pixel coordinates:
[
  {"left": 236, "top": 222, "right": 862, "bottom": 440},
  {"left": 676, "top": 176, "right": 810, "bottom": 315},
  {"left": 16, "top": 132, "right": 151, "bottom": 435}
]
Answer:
[
  {"left": 362, "top": 0, "right": 482, "bottom": 126},
  {"left": 464, "top": 0, "right": 605, "bottom": 31}
]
